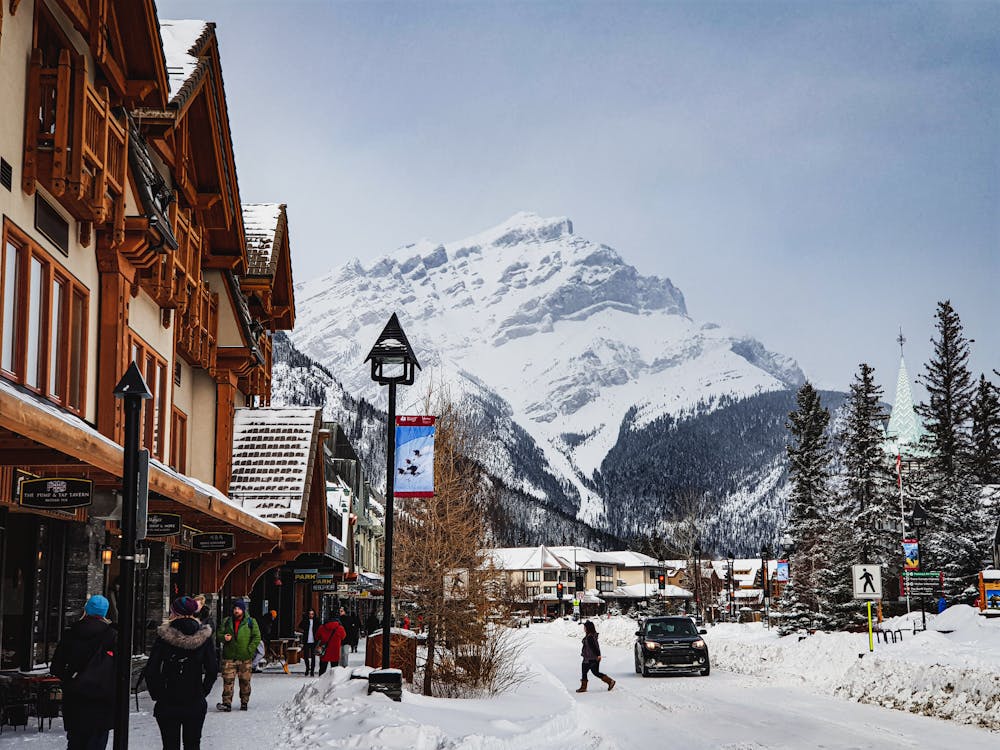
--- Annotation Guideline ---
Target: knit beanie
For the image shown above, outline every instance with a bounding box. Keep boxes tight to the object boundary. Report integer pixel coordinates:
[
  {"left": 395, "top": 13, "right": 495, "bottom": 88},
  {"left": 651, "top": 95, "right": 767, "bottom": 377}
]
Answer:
[
  {"left": 84, "top": 595, "right": 110, "bottom": 618},
  {"left": 233, "top": 598, "right": 249, "bottom": 614},
  {"left": 170, "top": 596, "right": 200, "bottom": 618}
]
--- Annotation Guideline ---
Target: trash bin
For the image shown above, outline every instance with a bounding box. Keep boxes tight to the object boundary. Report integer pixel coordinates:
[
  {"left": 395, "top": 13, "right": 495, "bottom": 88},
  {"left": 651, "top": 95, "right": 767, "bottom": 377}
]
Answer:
[
  {"left": 364, "top": 629, "right": 417, "bottom": 682},
  {"left": 286, "top": 646, "right": 301, "bottom": 665}
]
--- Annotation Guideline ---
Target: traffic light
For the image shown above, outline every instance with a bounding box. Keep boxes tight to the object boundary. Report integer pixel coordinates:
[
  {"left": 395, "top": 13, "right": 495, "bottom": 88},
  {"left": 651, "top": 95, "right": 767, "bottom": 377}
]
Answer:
[
  {"left": 657, "top": 573, "right": 665, "bottom": 590},
  {"left": 556, "top": 582, "right": 564, "bottom": 599}
]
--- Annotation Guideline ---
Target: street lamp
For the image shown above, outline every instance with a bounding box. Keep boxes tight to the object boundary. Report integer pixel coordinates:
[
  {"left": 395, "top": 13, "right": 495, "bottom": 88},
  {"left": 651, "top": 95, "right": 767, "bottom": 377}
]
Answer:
[
  {"left": 364, "top": 313, "right": 420, "bottom": 701},
  {"left": 760, "top": 545, "right": 770, "bottom": 629},
  {"left": 726, "top": 551, "right": 735, "bottom": 622},
  {"left": 910, "top": 499, "right": 930, "bottom": 628}
]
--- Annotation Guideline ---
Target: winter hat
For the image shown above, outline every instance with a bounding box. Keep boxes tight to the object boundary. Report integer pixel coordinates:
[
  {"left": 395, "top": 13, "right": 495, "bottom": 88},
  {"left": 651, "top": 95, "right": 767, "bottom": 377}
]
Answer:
[
  {"left": 84, "top": 595, "right": 110, "bottom": 618},
  {"left": 170, "top": 596, "right": 200, "bottom": 618},
  {"left": 233, "top": 598, "right": 249, "bottom": 614}
]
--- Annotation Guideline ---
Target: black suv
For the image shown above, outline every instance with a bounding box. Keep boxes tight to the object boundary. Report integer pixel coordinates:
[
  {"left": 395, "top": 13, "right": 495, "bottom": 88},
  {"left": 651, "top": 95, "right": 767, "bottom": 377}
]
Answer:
[{"left": 634, "top": 616, "right": 710, "bottom": 677}]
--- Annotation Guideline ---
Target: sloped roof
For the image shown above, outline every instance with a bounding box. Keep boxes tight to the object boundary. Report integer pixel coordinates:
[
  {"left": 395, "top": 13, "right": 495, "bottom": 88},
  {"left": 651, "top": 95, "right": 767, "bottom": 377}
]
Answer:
[
  {"left": 548, "top": 546, "right": 623, "bottom": 566},
  {"left": 604, "top": 582, "right": 693, "bottom": 599},
  {"left": 158, "top": 20, "right": 213, "bottom": 105},
  {"left": 884, "top": 357, "right": 928, "bottom": 456},
  {"left": 229, "top": 407, "right": 322, "bottom": 522},
  {"left": 487, "top": 545, "right": 576, "bottom": 571},
  {"left": 243, "top": 204, "right": 285, "bottom": 277}
]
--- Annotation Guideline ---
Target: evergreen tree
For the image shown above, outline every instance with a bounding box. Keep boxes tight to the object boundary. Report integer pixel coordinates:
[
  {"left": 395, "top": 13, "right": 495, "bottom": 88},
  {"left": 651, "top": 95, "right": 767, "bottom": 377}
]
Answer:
[
  {"left": 839, "top": 363, "right": 896, "bottom": 566},
  {"left": 915, "top": 301, "right": 983, "bottom": 599},
  {"left": 779, "top": 383, "right": 831, "bottom": 634},
  {"left": 815, "top": 496, "right": 862, "bottom": 630},
  {"left": 971, "top": 375, "right": 1000, "bottom": 485}
]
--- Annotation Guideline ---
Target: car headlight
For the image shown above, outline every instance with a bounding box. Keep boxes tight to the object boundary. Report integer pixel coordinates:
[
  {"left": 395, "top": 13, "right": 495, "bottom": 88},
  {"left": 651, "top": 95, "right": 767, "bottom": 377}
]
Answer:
[
  {"left": 644, "top": 640, "right": 658, "bottom": 650},
  {"left": 691, "top": 639, "right": 706, "bottom": 649}
]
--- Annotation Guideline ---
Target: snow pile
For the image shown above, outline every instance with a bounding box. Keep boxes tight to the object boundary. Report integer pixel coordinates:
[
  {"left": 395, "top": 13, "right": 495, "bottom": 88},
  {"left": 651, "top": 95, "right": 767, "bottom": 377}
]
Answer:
[
  {"left": 705, "top": 606, "right": 1000, "bottom": 729},
  {"left": 281, "top": 659, "right": 599, "bottom": 749}
]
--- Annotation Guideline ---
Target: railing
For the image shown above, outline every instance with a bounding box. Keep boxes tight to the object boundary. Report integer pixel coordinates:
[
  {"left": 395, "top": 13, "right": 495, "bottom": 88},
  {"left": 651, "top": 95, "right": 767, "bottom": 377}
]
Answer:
[{"left": 176, "top": 284, "right": 218, "bottom": 370}]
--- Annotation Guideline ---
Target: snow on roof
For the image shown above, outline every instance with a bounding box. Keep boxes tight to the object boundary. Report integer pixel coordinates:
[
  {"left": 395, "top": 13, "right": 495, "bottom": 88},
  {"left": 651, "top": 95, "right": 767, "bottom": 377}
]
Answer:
[
  {"left": 605, "top": 550, "right": 662, "bottom": 568},
  {"left": 604, "top": 582, "right": 693, "bottom": 599},
  {"left": 158, "top": 20, "right": 212, "bottom": 103},
  {"left": 229, "top": 407, "right": 321, "bottom": 522},
  {"left": 243, "top": 203, "right": 285, "bottom": 277},
  {"left": 487, "top": 545, "right": 576, "bottom": 571},
  {"left": 548, "top": 546, "right": 623, "bottom": 566}
]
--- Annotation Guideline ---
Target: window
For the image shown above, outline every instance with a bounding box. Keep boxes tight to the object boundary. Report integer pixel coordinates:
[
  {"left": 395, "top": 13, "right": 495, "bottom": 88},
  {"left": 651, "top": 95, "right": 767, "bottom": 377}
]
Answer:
[
  {"left": 597, "top": 565, "right": 614, "bottom": 578},
  {"left": 170, "top": 408, "right": 188, "bottom": 473},
  {"left": 0, "top": 221, "right": 88, "bottom": 413},
  {"left": 597, "top": 581, "right": 614, "bottom": 593},
  {"left": 543, "top": 586, "right": 554, "bottom": 594},
  {"left": 128, "top": 335, "right": 168, "bottom": 461},
  {"left": 526, "top": 586, "right": 539, "bottom": 597},
  {"left": 525, "top": 570, "right": 540, "bottom": 582},
  {"left": 543, "top": 570, "right": 559, "bottom": 582}
]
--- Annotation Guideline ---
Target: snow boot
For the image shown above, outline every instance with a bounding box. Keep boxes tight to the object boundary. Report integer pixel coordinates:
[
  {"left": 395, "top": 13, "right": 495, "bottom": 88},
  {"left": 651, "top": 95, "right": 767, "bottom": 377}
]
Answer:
[
  {"left": 216, "top": 703, "right": 231, "bottom": 712},
  {"left": 240, "top": 703, "right": 248, "bottom": 711},
  {"left": 600, "top": 675, "right": 616, "bottom": 691},
  {"left": 575, "top": 680, "right": 587, "bottom": 693}
]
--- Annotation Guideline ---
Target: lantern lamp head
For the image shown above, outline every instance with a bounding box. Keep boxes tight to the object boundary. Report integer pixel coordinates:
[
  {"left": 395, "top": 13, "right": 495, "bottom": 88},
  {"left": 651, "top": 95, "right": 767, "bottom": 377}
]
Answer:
[
  {"left": 364, "top": 313, "right": 421, "bottom": 386},
  {"left": 101, "top": 546, "right": 113, "bottom": 566}
]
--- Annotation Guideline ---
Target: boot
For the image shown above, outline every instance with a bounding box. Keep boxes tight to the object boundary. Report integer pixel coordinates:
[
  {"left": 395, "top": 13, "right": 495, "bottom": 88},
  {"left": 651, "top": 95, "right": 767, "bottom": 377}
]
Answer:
[
  {"left": 600, "top": 675, "right": 616, "bottom": 691},
  {"left": 575, "top": 680, "right": 587, "bottom": 693},
  {"left": 216, "top": 703, "right": 231, "bottom": 712}
]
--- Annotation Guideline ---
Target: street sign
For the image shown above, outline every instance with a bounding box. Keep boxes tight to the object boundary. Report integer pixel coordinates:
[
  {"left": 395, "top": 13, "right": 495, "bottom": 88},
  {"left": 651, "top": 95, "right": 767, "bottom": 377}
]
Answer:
[
  {"left": 146, "top": 513, "right": 182, "bottom": 537},
  {"left": 191, "top": 532, "right": 236, "bottom": 553},
  {"left": 852, "top": 564, "right": 882, "bottom": 600},
  {"left": 19, "top": 477, "right": 93, "bottom": 510},
  {"left": 901, "top": 571, "right": 943, "bottom": 597}
]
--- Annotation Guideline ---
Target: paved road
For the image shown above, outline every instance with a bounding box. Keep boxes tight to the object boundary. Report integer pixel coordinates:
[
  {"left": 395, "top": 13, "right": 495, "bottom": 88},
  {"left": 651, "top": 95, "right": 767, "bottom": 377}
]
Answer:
[{"left": 527, "top": 627, "right": 997, "bottom": 750}]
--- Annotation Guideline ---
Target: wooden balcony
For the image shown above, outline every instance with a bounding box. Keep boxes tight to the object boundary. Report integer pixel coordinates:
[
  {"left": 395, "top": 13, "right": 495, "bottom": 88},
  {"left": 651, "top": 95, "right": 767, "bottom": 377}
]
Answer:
[
  {"left": 23, "top": 49, "right": 128, "bottom": 245},
  {"left": 176, "top": 283, "right": 218, "bottom": 371},
  {"left": 239, "top": 334, "right": 273, "bottom": 404}
]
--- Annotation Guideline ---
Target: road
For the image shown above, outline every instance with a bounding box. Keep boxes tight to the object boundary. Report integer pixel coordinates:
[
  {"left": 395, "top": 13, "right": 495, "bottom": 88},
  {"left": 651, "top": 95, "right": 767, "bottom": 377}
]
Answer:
[{"left": 526, "top": 625, "right": 997, "bottom": 749}]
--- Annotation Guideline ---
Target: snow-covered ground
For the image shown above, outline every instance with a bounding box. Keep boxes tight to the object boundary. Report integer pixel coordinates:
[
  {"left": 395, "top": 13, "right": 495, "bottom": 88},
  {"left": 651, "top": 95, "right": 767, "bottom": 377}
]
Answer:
[{"left": 6, "top": 613, "right": 997, "bottom": 748}]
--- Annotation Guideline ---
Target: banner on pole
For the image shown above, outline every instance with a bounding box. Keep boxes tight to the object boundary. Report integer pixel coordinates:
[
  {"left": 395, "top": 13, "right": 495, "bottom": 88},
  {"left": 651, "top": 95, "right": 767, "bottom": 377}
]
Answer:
[
  {"left": 902, "top": 539, "right": 920, "bottom": 572},
  {"left": 394, "top": 416, "right": 435, "bottom": 497},
  {"left": 776, "top": 560, "right": 789, "bottom": 583}
]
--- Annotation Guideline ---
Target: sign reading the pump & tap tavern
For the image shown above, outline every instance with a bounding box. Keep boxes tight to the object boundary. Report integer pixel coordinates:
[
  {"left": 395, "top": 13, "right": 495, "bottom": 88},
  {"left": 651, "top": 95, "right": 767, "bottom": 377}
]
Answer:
[
  {"left": 19, "top": 477, "right": 93, "bottom": 510},
  {"left": 191, "top": 532, "right": 236, "bottom": 553},
  {"left": 146, "top": 513, "right": 183, "bottom": 537}
]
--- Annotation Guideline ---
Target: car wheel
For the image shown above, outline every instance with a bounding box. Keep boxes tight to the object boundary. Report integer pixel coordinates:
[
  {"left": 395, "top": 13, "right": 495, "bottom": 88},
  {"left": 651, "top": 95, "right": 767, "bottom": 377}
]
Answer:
[
  {"left": 641, "top": 660, "right": 650, "bottom": 678},
  {"left": 634, "top": 651, "right": 641, "bottom": 674},
  {"left": 700, "top": 662, "right": 710, "bottom": 677}
]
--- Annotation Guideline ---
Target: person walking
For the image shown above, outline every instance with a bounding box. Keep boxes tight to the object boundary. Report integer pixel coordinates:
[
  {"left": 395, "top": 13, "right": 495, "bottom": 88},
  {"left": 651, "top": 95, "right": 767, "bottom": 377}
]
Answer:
[
  {"left": 296, "top": 608, "right": 319, "bottom": 676},
  {"left": 364, "top": 611, "right": 379, "bottom": 638},
  {"left": 576, "top": 620, "right": 615, "bottom": 693},
  {"left": 315, "top": 616, "right": 346, "bottom": 676},
  {"left": 252, "top": 609, "right": 275, "bottom": 672},
  {"left": 339, "top": 607, "right": 359, "bottom": 661},
  {"left": 216, "top": 598, "right": 260, "bottom": 711},
  {"left": 50, "top": 595, "right": 117, "bottom": 750},
  {"left": 145, "top": 596, "right": 218, "bottom": 749}
]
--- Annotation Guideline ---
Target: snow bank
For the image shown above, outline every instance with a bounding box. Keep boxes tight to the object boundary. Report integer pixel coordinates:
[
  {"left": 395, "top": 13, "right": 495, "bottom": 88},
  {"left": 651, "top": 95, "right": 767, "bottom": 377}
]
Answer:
[
  {"left": 704, "top": 606, "right": 1000, "bottom": 730},
  {"left": 282, "top": 650, "right": 598, "bottom": 749}
]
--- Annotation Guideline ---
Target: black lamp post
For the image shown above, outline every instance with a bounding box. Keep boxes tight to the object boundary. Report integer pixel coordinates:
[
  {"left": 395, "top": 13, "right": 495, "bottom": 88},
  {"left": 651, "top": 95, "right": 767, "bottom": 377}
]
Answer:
[
  {"left": 364, "top": 313, "right": 420, "bottom": 699},
  {"left": 910, "top": 499, "right": 930, "bottom": 628},
  {"left": 693, "top": 542, "right": 702, "bottom": 622},
  {"left": 760, "top": 545, "right": 770, "bottom": 629},
  {"left": 726, "top": 551, "right": 735, "bottom": 622}
]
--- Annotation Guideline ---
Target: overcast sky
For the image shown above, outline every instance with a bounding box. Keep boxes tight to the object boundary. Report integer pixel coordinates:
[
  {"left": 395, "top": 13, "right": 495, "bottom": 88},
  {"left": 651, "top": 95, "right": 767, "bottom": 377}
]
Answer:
[{"left": 160, "top": 0, "right": 998, "bottom": 396}]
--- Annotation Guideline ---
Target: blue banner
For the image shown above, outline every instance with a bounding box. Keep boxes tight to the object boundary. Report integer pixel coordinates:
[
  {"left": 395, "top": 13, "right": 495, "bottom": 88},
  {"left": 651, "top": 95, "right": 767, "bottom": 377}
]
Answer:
[{"left": 394, "top": 416, "right": 435, "bottom": 497}]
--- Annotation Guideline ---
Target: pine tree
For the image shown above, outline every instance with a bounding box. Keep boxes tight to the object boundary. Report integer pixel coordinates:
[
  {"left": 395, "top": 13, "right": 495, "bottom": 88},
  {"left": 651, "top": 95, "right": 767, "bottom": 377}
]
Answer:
[
  {"left": 971, "top": 374, "right": 1000, "bottom": 485},
  {"left": 779, "top": 383, "right": 831, "bottom": 634},
  {"left": 915, "top": 301, "right": 983, "bottom": 599},
  {"left": 840, "top": 363, "right": 897, "bottom": 566}
]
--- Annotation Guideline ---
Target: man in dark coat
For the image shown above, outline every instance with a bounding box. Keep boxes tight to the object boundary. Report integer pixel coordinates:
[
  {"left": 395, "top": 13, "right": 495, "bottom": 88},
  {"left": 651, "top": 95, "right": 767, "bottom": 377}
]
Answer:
[
  {"left": 339, "top": 607, "right": 361, "bottom": 653},
  {"left": 50, "top": 595, "right": 117, "bottom": 750},
  {"left": 145, "top": 596, "right": 218, "bottom": 750}
]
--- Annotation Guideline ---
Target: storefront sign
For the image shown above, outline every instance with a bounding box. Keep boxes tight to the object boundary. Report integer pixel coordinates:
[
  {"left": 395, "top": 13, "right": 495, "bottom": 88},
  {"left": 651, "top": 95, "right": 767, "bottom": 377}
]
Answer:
[
  {"left": 191, "top": 532, "right": 236, "bottom": 553},
  {"left": 326, "top": 536, "right": 349, "bottom": 564},
  {"left": 146, "top": 513, "right": 183, "bottom": 537},
  {"left": 312, "top": 582, "right": 339, "bottom": 592},
  {"left": 294, "top": 569, "right": 318, "bottom": 582},
  {"left": 394, "top": 415, "right": 435, "bottom": 498},
  {"left": 18, "top": 477, "right": 93, "bottom": 510}
]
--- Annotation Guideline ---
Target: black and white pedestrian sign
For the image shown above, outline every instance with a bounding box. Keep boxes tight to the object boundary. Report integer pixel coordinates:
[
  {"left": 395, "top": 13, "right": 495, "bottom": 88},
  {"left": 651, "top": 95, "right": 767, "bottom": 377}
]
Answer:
[{"left": 852, "top": 564, "right": 882, "bottom": 600}]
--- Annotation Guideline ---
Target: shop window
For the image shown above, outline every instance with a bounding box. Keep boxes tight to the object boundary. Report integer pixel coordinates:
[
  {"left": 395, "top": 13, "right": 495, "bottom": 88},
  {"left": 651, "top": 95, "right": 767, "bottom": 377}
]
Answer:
[
  {"left": 0, "top": 220, "right": 88, "bottom": 413},
  {"left": 170, "top": 407, "right": 188, "bottom": 473},
  {"left": 128, "top": 335, "right": 168, "bottom": 461}
]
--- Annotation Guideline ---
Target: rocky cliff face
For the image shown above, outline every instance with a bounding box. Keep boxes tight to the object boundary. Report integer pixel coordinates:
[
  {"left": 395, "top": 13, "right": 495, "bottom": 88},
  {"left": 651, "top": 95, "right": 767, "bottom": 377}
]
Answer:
[{"left": 283, "top": 212, "right": 809, "bottom": 551}]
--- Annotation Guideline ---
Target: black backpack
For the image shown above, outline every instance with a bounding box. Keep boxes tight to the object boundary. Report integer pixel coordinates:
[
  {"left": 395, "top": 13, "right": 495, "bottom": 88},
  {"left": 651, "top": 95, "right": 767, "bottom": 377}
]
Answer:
[
  {"left": 159, "top": 647, "right": 203, "bottom": 698},
  {"left": 72, "top": 636, "right": 116, "bottom": 699}
]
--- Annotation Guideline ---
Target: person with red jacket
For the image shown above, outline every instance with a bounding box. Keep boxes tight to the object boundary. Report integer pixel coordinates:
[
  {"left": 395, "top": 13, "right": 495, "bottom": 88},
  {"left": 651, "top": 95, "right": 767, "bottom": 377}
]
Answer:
[{"left": 315, "top": 616, "right": 346, "bottom": 676}]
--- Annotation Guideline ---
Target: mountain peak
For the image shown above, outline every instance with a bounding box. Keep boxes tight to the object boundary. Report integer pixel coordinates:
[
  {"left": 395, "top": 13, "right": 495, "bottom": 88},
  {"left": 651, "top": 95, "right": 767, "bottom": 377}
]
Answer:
[{"left": 471, "top": 212, "right": 574, "bottom": 248}]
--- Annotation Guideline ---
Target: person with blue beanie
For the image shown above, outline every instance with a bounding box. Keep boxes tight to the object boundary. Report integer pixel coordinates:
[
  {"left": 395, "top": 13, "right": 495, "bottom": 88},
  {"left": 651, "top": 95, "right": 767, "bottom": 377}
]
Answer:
[{"left": 51, "top": 594, "right": 117, "bottom": 750}]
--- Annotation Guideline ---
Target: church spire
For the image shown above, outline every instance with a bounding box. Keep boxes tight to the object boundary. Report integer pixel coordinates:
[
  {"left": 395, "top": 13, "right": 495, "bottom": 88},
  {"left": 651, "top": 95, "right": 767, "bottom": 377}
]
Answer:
[{"left": 884, "top": 330, "right": 926, "bottom": 455}]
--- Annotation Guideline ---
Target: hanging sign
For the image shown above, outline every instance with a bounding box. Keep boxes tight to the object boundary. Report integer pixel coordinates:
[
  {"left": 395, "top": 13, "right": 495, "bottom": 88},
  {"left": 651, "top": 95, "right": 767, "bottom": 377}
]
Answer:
[
  {"left": 902, "top": 539, "right": 920, "bottom": 572},
  {"left": 294, "top": 569, "right": 318, "bottom": 582},
  {"left": 19, "top": 477, "right": 93, "bottom": 510},
  {"left": 191, "top": 532, "right": 236, "bottom": 553},
  {"left": 394, "top": 415, "right": 435, "bottom": 498},
  {"left": 852, "top": 564, "right": 882, "bottom": 600},
  {"left": 146, "top": 513, "right": 183, "bottom": 537},
  {"left": 775, "top": 560, "right": 789, "bottom": 583}
]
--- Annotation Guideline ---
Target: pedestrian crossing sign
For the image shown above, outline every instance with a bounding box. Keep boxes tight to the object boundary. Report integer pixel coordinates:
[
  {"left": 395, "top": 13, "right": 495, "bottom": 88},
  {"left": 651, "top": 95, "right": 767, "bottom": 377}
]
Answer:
[{"left": 852, "top": 564, "right": 882, "bottom": 600}]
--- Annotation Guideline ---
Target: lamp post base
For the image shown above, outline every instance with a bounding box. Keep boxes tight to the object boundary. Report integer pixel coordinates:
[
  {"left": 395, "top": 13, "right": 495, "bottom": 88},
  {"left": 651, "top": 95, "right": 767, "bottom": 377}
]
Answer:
[{"left": 368, "top": 669, "right": 403, "bottom": 701}]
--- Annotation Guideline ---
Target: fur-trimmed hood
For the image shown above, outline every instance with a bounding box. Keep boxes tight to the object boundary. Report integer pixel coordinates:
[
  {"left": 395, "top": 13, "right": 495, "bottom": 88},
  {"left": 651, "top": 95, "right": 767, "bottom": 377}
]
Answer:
[{"left": 156, "top": 620, "right": 213, "bottom": 650}]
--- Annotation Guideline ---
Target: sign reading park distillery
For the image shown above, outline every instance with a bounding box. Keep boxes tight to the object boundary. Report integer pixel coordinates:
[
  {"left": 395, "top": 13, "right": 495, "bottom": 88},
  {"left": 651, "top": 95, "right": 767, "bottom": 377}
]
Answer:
[
  {"left": 146, "top": 513, "right": 183, "bottom": 537},
  {"left": 19, "top": 477, "right": 93, "bottom": 510},
  {"left": 191, "top": 532, "right": 236, "bottom": 553}
]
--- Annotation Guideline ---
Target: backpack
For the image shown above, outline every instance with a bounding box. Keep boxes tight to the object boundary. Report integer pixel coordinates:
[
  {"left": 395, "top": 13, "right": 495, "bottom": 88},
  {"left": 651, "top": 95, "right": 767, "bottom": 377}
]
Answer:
[
  {"left": 72, "top": 636, "right": 115, "bottom": 699},
  {"left": 160, "top": 648, "right": 200, "bottom": 697}
]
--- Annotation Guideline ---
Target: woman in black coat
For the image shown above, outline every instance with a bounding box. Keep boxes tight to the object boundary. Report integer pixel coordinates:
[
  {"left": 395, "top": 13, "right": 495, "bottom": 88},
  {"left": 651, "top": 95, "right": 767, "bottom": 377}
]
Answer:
[
  {"left": 50, "top": 595, "right": 117, "bottom": 750},
  {"left": 145, "top": 597, "right": 218, "bottom": 750}
]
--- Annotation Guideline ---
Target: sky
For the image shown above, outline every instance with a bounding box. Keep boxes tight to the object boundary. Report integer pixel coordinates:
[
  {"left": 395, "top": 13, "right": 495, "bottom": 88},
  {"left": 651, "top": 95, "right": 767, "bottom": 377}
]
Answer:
[{"left": 159, "top": 0, "right": 998, "bottom": 396}]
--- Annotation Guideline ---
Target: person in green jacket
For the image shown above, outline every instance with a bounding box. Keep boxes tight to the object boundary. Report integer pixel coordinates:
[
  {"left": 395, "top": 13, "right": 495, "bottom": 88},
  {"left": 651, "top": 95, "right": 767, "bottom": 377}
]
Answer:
[{"left": 216, "top": 599, "right": 261, "bottom": 711}]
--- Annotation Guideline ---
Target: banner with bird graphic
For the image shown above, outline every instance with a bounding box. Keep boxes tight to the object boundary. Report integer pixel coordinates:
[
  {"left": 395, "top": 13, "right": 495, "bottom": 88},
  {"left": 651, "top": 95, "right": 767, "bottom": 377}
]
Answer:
[{"left": 394, "top": 415, "right": 436, "bottom": 497}]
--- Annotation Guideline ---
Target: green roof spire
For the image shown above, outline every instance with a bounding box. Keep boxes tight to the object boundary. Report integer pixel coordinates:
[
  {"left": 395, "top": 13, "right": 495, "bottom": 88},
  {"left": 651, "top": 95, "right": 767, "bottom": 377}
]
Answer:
[{"left": 884, "top": 353, "right": 927, "bottom": 456}]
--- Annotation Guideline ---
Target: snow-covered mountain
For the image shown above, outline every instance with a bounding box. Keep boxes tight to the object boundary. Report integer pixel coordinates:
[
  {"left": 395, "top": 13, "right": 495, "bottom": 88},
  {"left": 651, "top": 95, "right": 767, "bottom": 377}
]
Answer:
[{"left": 287, "top": 212, "right": 807, "bottom": 550}]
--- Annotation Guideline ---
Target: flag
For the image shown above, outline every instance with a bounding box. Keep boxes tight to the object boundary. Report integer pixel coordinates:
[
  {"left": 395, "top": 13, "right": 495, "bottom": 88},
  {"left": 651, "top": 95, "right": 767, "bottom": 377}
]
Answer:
[{"left": 394, "top": 416, "right": 435, "bottom": 497}]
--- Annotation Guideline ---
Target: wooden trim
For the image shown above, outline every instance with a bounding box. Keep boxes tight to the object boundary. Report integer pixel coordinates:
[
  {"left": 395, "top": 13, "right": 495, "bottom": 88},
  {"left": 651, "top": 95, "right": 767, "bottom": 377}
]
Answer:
[
  {"left": 170, "top": 406, "right": 187, "bottom": 473},
  {"left": 0, "top": 384, "right": 281, "bottom": 541}
]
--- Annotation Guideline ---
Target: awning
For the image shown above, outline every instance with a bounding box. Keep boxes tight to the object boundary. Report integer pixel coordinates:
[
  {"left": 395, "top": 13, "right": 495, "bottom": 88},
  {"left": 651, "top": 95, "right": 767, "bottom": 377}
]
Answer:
[{"left": 0, "top": 378, "right": 280, "bottom": 541}]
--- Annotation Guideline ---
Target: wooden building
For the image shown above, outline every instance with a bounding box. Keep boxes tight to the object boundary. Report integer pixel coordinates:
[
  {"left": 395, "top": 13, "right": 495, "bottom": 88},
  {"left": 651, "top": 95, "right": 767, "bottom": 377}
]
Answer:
[{"left": 0, "top": 1, "right": 329, "bottom": 668}]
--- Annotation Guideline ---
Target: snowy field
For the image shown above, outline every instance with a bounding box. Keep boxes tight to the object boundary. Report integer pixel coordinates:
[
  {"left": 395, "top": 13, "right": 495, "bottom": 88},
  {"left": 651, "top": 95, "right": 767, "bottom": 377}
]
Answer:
[{"left": 4, "top": 613, "right": 998, "bottom": 749}]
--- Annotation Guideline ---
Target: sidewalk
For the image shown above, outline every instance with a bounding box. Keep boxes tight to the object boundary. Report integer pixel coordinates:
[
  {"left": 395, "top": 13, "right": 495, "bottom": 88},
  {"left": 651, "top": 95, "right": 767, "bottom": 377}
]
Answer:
[{"left": 0, "top": 648, "right": 365, "bottom": 748}]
